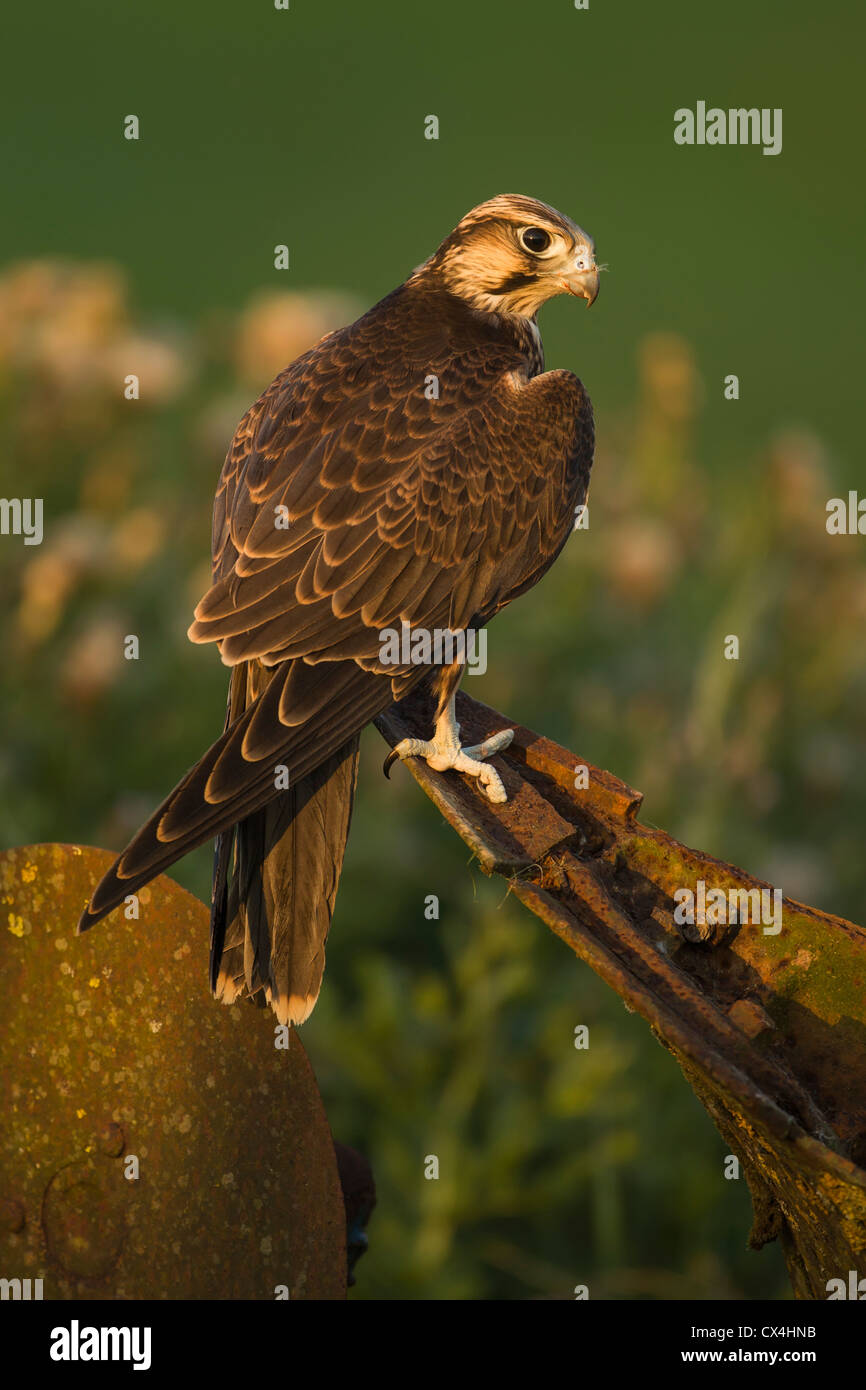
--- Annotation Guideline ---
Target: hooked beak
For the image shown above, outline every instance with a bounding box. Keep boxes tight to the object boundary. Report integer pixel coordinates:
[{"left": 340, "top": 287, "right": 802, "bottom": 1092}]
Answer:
[
  {"left": 560, "top": 243, "right": 600, "bottom": 305},
  {"left": 561, "top": 264, "right": 599, "bottom": 306}
]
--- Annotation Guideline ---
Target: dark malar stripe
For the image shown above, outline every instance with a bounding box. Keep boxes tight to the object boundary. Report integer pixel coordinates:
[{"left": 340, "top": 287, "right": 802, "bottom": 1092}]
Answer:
[{"left": 489, "top": 272, "right": 539, "bottom": 294}]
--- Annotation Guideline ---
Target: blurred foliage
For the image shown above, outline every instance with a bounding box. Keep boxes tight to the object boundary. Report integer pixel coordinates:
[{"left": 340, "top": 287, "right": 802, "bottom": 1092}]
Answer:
[{"left": 1, "top": 257, "right": 863, "bottom": 1300}]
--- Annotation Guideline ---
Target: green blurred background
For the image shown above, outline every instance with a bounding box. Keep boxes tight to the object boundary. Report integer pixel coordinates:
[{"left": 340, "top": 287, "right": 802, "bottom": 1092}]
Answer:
[{"left": 1, "top": 0, "right": 864, "bottom": 1298}]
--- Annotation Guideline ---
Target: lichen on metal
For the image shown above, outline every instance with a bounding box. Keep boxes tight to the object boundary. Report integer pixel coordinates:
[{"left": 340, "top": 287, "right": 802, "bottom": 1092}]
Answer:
[{"left": 0, "top": 843, "right": 346, "bottom": 1300}]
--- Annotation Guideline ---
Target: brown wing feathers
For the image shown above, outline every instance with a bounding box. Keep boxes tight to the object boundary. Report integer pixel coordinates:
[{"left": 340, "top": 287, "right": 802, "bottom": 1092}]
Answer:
[
  {"left": 80, "top": 658, "right": 400, "bottom": 917},
  {"left": 78, "top": 270, "right": 593, "bottom": 1025}
]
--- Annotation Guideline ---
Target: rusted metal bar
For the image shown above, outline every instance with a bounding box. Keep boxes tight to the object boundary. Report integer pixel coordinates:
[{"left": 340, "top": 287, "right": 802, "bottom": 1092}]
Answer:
[{"left": 375, "top": 688, "right": 866, "bottom": 1299}]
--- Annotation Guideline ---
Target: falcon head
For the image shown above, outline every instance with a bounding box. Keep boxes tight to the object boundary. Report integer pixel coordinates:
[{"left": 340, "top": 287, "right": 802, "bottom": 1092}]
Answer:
[{"left": 421, "top": 194, "right": 600, "bottom": 319}]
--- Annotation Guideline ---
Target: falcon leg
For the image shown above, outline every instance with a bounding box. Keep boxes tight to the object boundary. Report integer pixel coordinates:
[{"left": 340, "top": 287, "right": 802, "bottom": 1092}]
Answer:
[{"left": 383, "top": 692, "right": 514, "bottom": 803}]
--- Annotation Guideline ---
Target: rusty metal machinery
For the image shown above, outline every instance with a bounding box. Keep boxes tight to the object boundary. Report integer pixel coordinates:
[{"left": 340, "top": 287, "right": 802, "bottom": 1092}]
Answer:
[
  {"left": 376, "top": 689, "right": 866, "bottom": 1299},
  {"left": 4, "top": 682, "right": 866, "bottom": 1301}
]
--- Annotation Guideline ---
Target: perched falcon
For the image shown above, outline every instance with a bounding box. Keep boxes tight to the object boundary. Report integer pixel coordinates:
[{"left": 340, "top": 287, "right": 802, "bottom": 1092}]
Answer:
[{"left": 79, "top": 194, "right": 599, "bottom": 1025}]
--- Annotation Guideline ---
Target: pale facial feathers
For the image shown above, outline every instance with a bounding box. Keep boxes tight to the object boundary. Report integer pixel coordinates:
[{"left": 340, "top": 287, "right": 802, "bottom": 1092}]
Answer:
[{"left": 418, "top": 194, "right": 600, "bottom": 318}]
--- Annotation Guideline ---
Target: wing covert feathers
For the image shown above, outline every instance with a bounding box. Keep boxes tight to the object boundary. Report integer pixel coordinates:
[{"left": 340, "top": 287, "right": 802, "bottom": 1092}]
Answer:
[{"left": 78, "top": 273, "right": 594, "bottom": 1026}]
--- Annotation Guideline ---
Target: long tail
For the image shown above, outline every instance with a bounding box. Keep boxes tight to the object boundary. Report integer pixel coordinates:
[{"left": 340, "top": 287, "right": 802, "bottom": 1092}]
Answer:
[
  {"left": 78, "top": 656, "right": 395, "bottom": 1021},
  {"left": 211, "top": 734, "right": 360, "bottom": 1024}
]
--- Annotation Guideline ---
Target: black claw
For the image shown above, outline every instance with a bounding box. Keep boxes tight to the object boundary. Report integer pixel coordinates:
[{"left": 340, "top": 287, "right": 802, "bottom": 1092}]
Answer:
[{"left": 382, "top": 748, "right": 400, "bottom": 779}]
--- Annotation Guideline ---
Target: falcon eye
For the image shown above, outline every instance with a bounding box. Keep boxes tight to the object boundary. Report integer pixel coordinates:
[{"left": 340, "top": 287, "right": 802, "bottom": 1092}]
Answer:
[{"left": 520, "top": 227, "right": 551, "bottom": 254}]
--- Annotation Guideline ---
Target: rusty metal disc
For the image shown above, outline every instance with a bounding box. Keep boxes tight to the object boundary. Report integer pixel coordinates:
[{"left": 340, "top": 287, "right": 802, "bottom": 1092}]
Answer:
[{"left": 0, "top": 843, "right": 346, "bottom": 1300}]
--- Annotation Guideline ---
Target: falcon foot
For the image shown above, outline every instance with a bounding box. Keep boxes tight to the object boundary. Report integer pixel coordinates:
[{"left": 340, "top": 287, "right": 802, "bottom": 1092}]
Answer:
[{"left": 383, "top": 727, "right": 514, "bottom": 803}]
